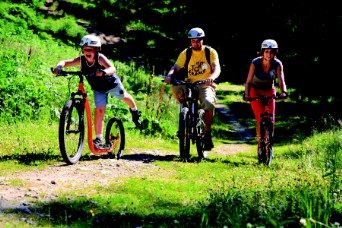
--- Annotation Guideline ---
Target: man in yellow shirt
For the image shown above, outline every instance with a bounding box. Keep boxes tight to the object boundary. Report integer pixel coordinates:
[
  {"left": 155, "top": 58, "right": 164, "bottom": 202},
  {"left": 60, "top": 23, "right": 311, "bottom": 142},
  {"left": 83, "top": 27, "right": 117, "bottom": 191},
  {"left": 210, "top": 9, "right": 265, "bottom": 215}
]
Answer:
[{"left": 164, "top": 27, "right": 221, "bottom": 153}]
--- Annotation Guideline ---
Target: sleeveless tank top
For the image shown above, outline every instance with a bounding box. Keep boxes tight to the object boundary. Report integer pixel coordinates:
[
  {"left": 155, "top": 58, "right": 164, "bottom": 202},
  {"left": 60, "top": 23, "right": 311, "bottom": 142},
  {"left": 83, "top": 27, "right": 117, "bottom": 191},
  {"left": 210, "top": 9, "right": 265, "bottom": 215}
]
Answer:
[
  {"left": 80, "top": 53, "right": 119, "bottom": 92},
  {"left": 251, "top": 57, "right": 281, "bottom": 90}
]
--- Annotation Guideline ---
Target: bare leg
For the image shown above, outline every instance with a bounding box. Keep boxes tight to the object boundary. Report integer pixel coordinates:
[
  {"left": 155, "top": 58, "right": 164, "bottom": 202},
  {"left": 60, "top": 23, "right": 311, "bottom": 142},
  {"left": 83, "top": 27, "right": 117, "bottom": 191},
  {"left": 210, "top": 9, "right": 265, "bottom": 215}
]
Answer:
[
  {"left": 121, "top": 92, "right": 137, "bottom": 109},
  {"left": 173, "top": 93, "right": 183, "bottom": 103},
  {"left": 95, "top": 106, "right": 106, "bottom": 137},
  {"left": 204, "top": 110, "right": 214, "bottom": 132}
]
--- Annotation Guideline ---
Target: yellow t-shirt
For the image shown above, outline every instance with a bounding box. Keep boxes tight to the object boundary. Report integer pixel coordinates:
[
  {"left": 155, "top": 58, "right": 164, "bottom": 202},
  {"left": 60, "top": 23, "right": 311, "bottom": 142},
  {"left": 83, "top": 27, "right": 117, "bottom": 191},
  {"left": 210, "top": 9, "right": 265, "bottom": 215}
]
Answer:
[{"left": 175, "top": 46, "right": 218, "bottom": 81}]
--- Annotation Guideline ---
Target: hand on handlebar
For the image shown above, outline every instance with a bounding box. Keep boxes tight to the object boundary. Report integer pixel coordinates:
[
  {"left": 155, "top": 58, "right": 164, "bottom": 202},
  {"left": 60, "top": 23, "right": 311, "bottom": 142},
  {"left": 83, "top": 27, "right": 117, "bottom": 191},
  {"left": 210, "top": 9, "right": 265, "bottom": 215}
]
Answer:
[
  {"left": 53, "top": 66, "right": 63, "bottom": 76},
  {"left": 243, "top": 92, "right": 251, "bottom": 101},
  {"left": 279, "top": 92, "right": 287, "bottom": 99},
  {"left": 204, "top": 78, "right": 214, "bottom": 86},
  {"left": 164, "top": 76, "right": 172, "bottom": 84},
  {"left": 96, "top": 69, "right": 107, "bottom": 77}
]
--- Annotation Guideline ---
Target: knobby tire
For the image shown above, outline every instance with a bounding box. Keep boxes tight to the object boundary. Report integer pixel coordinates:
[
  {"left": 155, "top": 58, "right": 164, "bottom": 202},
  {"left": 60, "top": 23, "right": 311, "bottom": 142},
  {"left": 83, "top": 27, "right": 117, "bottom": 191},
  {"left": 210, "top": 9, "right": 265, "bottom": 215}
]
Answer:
[
  {"left": 265, "top": 122, "right": 273, "bottom": 167},
  {"left": 179, "top": 107, "right": 190, "bottom": 161},
  {"left": 196, "top": 109, "right": 206, "bottom": 159},
  {"left": 59, "top": 99, "right": 85, "bottom": 165},
  {"left": 105, "top": 117, "right": 125, "bottom": 159},
  {"left": 260, "top": 119, "right": 273, "bottom": 167}
]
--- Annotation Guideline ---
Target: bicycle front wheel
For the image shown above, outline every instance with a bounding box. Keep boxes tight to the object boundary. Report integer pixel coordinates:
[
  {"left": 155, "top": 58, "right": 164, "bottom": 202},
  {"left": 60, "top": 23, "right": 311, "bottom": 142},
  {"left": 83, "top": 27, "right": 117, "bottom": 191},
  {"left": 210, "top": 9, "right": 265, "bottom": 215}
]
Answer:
[
  {"left": 196, "top": 109, "right": 206, "bottom": 159},
  {"left": 265, "top": 122, "right": 273, "bottom": 167},
  {"left": 179, "top": 107, "right": 190, "bottom": 161},
  {"left": 105, "top": 117, "right": 125, "bottom": 159},
  {"left": 260, "top": 120, "right": 273, "bottom": 167},
  {"left": 59, "top": 99, "right": 85, "bottom": 165}
]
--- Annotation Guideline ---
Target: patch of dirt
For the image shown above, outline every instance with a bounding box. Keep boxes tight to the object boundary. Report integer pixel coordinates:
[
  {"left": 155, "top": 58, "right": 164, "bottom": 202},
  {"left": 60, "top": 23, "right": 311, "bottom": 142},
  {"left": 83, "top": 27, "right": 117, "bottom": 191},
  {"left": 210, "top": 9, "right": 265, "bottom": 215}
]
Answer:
[
  {"left": 0, "top": 149, "right": 169, "bottom": 211},
  {"left": 0, "top": 145, "right": 251, "bottom": 212}
]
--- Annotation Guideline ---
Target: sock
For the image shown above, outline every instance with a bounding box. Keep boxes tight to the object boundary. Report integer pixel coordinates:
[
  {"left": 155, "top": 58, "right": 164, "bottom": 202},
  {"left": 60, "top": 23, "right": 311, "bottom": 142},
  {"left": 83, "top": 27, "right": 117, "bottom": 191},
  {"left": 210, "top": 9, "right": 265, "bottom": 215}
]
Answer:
[
  {"left": 130, "top": 106, "right": 137, "bottom": 111},
  {"left": 96, "top": 134, "right": 102, "bottom": 140}
]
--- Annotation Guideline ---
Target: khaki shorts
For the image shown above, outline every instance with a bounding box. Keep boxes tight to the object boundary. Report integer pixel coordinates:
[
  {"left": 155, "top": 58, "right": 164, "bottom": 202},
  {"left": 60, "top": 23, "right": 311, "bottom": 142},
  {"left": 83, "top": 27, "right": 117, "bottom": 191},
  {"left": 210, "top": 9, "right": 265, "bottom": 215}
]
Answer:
[{"left": 172, "top": 84, "right": 216, "bottom": 110}]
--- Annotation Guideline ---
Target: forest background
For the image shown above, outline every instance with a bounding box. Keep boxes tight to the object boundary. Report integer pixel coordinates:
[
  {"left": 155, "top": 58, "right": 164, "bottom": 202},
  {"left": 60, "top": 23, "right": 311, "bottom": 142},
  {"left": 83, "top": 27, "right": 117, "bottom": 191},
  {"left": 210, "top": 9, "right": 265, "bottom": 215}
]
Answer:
[{"left": 6, "top": 0, "right": 341, "bottom": 105}]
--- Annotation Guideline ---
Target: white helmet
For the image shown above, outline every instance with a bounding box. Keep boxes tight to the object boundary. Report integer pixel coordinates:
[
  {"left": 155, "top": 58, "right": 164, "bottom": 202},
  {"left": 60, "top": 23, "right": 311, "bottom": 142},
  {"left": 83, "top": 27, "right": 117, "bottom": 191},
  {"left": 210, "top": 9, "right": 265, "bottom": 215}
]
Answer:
[
  {"left": 80, "top": 35, "right": 101, "bottom": 48},
  {"left": 261, "top": 39, "right": 278, "bottom": 49},
  {"left": 188, "top": 27, "right": 205, "bottom": 39}
]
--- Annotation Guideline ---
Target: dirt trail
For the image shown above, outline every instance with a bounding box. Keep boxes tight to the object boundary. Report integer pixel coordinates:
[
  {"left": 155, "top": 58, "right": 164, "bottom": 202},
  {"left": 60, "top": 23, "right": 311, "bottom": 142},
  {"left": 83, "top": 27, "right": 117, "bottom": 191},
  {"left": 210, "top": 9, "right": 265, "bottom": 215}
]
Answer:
[
  {"left": 0, "top": 103, "right": 253, "bottom": 211},
  {"left": 0, "top": 141, "right": 252, "bottom": 212}
]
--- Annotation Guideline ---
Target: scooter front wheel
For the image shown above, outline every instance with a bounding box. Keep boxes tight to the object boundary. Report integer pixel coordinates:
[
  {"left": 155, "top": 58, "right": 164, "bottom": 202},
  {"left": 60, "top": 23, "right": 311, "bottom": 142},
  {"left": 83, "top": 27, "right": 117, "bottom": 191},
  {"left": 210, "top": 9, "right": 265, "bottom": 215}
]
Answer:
[{"left": 59, "top": 99, "right": 85, "bottom": 165}]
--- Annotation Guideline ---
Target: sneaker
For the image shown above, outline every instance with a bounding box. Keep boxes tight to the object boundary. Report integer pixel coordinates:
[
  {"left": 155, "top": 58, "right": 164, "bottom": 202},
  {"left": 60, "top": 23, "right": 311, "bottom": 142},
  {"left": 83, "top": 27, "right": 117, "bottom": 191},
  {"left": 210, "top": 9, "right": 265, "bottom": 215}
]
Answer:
[
  {"left": 93, "top": 137, "right": 103, "bottom": 148},
  {"left": 130, "top": 109, "right": 141, "bottom": 128}
]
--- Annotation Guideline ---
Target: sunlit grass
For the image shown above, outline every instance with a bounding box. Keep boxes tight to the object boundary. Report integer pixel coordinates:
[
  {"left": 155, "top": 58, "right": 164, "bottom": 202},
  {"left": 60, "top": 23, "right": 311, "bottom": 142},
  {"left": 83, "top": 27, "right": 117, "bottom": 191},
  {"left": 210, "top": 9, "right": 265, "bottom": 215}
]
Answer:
[{"left": 0, "top": 8, "right": 341, "bottom": 227}]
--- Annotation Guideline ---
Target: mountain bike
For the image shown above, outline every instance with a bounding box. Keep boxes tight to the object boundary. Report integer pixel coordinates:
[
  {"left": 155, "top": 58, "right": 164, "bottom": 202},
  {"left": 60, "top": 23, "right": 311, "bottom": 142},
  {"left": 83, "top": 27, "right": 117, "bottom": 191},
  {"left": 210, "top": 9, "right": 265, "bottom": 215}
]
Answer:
[
  {"left": 51, "top": 68, "right": 125, "bottom": 165},
  {"left": 165, "top": 78, "right": 208, "bottom": 162},
  {"left": 249, "top": 95, "right": 283, "bottom": 167}
]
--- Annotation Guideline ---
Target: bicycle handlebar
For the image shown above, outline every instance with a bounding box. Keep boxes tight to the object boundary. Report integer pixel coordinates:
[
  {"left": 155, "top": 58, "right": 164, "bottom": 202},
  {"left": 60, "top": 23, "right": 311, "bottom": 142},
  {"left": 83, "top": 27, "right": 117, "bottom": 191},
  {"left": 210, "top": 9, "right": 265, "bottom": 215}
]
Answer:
[
  {"left": 162, "top": 78, "right": 213, "bottom": 86},
  {"left": 50, "top": 67, "right": 107, "bottom": 77},
  {"left": 171, "top": 79, "right": 207, "bottom": 86},
  {"left": 248, "top": 95, "right": 284, "bottom": 101}
]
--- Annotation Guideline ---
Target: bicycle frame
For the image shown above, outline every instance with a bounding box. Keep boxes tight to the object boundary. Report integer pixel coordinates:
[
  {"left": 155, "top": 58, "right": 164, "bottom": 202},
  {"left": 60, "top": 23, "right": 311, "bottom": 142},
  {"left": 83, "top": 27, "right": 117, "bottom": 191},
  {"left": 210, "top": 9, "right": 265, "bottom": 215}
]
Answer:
[
  {"left": 180, "top": 83, "right": 200, "bottom": 143},
  {"left": 168, "top": 78, "right": 207, "bottom": 161},
  {"left": 249, "top": 95, "right": 280, "bottom": 166}
]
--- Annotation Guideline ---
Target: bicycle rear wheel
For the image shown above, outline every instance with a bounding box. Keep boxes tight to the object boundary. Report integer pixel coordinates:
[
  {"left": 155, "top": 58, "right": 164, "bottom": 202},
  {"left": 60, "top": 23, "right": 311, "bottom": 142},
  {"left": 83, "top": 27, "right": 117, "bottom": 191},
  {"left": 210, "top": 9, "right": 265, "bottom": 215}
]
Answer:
[
  {"left": 59, "top": 99, "right": 85, "bottom": 165},
  {"left": 196, "top": 109, "right": 206, "bottom": 159},
  {"left": 105, "top": 117, "right": 125, "bottom": 159},
  {"left": 179, "top": 107, "right": 190, "bottom": 161}
]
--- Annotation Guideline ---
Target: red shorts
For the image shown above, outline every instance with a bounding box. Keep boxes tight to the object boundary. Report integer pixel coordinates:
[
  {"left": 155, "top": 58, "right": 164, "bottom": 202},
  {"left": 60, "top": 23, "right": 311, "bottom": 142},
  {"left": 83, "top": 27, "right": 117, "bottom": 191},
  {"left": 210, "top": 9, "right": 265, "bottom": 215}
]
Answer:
[{"left": 249, "top": 87, "right": 276, "bottom": 122}]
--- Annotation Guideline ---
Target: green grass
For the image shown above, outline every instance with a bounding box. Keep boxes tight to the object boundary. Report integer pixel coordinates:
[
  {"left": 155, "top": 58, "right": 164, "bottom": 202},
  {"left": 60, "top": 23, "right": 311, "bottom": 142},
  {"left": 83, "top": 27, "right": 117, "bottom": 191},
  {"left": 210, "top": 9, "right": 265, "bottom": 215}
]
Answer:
[
  {"left": 0, "top": 2, "right": 341, "bottom": 227},
  {"left": 0, "top": 115, "right": 341, "bottom": 227}
]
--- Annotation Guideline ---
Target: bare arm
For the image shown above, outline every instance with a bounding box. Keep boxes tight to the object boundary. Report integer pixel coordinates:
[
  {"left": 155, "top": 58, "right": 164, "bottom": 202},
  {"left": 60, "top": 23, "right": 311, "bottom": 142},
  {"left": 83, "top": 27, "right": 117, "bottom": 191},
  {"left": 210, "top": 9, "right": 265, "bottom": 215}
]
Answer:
[
  {"left": 244, "top": 62, "right": 255, "bottom": 99},
  {"left": 164, "top": 64, "right": 181, "bottom": 84},
  {"left": 276, "top": 62, "right": 287, "bottom": 97},
  {"left": 206, "top": 49, "right": 221, "bottom": 85},
  {"left": 54, "top": 57, "right": 80, "bottom": 75},
  {"left": 209, "top": 60, "right": 221, "bottom": 81},
  {"left": 98, "top": 53, "right": 116, "bottom": 76}
]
